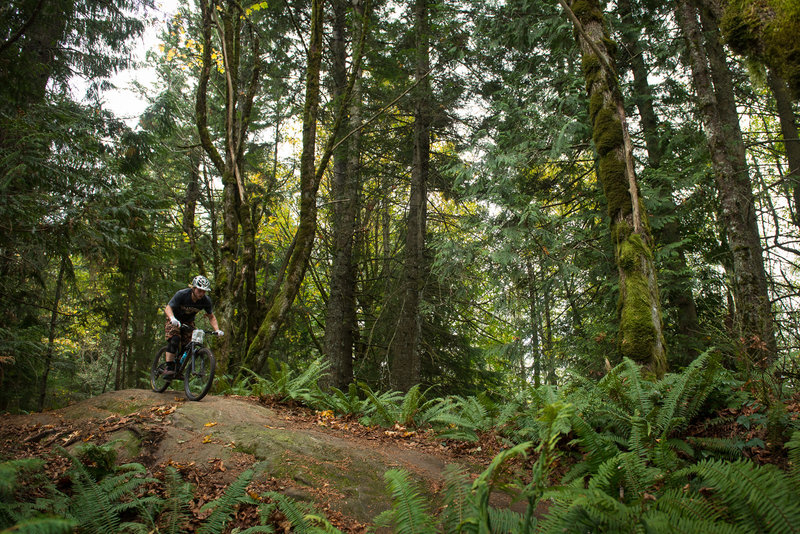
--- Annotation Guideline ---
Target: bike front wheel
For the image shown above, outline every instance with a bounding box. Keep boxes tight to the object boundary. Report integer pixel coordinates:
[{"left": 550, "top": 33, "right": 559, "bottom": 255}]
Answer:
[
  {"left": 184, "top": 347, "right": 216, "bottom": 401},
  {"left": 150, "top": 346, "right": 171, "bottom": 393}
]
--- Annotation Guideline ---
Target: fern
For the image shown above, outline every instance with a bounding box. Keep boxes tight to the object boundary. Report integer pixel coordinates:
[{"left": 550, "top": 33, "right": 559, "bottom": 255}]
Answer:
[
  {"left": 262, "top": 491, "right": 312, "bottom": 531},
  {"left": 316, "top": 382, "right": 370, "bottom": 417},
  {"left": 685, "top": 436, "right": 742, "bottom": 459},
  {"left": 399, "top": 384, "right": 440, "bottom": 427},
  {"left": 439, "top": 464, "right": 471, "bottom": 532},
  {"left": 677, "top": 458, "right": 800, "bottom": 533},
  {"left": 0, "top": 458, "right": 60, "bottom": 531},
  {"left": 257, "top": 491, "right": 344, "bottom": 533},
  {"left": 415, "top": 396, "right": 456, "bottom": 428},
  {"left": 0, "top": 459, "right": 46, "bottom": 501},
  {"left": 487, "top": 507, "right": 525, "bottom": 533},
  {"left": 427, "top": 395, "right": 494, "bottom": 442},
  {"left": 788, "top": 431, "right": 800, "bottom": 490},
  {"left": 231, "top": 359, "right": 330, "bottom": 407},
  {"left": 59, "top": 446, "right": 158, "bottom": 534},
  {"left": 0, "top": 516, "right": 78, "bottom": 534},
  {"left": 538, "top": 485, "right": 636, "bottom": 533},
  {"left": 648, "top": 487, "right": 732, "bottom": 529},
  {"left": 196, "top": 465, "right": 260, "bottom": 534},
  {"left": 639, "top": 513, "right": 744, "bottom": 534},
  {"left": 373, "top": 469, "right": 436, "bottom": 534},
  {"left": 236, "top": 525, "right": 277, "bottom": 533},
  {"left": 493, "top": 392, "right": 526, "bottom": 432},
  {"left": 360, "top": 384, "right": 404, "bottom": 427},
  {"left": 214, "top": 373, "right": 256, "bottom": 396},
  {"left": 160, "top": 466, "right": 193, "bottom": 534},
  {"left": 655, "top": 351, "right": 724, "bottom": 439}
]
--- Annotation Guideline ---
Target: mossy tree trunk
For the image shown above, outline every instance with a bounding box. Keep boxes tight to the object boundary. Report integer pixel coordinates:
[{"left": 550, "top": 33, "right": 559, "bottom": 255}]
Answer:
[
  {"left": 196, "top": 0, "right": 261, "bottom": 372},
  {"left": 720, "top": 0, "right": 800, "bottom": 100},
  {"left": 677, "top": 0, "right": 777, "bottom": 366},
  {"left": 246, "top": 0, "right": 369, "bottom": 372},
  {"left": 565, "top": 0, "right": 667, "bottom": 377},
  {"left": 38, "top": 253, "right": 67, "bottom": 411},
  {"left": 617, "top": 0, "right": 701, "bottom": 362}
]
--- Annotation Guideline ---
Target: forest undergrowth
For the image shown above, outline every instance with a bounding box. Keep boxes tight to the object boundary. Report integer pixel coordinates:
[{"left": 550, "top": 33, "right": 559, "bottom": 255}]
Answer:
[{"left": 2, "top": 352, "right": 799, "bottom": 533}]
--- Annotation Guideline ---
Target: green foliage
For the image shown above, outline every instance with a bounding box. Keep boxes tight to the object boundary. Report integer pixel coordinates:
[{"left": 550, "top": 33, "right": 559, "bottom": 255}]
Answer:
[
  {"left": 314, "top": 382, "right": 371, "bottom": 417},
  {"left": 258, "top": 491, "right": 343, "bottom": 534},
  {"left": 373, "top": 470, "right": 437, "bottom": 534},
  {"left": 426, "top": 395, "right": 494, "bottom": 442},
  {"left": 0, "top": 459, "right": 65, "bottom": 531},
  {"left": 358, "top": 385, "right": 406, "bottom": 427},
  {"left": 439, "top": 464, "right": 472, "bottom": 532},
  {"left": 60, "top": 446, "right": 159, "bottom": 534},
  {"left": 197, "top": 465, "right": 261, "bottom": 534},
  {"left": 678, "top": 455, "right": 800, "bottom": 533},
  {"left": 160, "top": 466, "right": 193, "bottom": 534},
  {"left": 721, "top": 0, "right": 800, "bottom": 98},
  {"left": 231, "top": 359, "right": 330, "bottom": 405},
  {"left": 0, "top": 517, "right": 78, "bottom": 534},
  {"left": 0, "top": 459, "right": 46, "bottom": 502},
  {"left": 73, "top": 442, "right": 118, "bottom": 481}
]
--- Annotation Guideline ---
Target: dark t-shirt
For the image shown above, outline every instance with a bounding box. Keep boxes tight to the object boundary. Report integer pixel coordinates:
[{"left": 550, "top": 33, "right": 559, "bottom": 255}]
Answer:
[{"left": 168, "top": 288, "right": 214, "bottom": 324}]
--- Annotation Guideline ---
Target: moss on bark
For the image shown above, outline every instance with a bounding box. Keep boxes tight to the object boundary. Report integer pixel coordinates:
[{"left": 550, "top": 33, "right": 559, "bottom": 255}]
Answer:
[
  {"left": 571, "top": 0, "right": 667, "bottom": 376},
  {"left": 571, "top": 0, "right": 604, "bottom": 26},
  {"left": 617, "top": 233, "right": 665, "bottom": 374},
  {"left": 721, "top": 0, "right": 800, "bottom": 98},
  {"left": 593, "top": 107, "right": 624, "bottom": 156}
]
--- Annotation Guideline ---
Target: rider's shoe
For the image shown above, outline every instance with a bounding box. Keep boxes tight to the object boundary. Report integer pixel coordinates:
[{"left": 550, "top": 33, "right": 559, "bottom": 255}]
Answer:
[{"left": 162, "top": 367, "right": 176, "bottom": 380}]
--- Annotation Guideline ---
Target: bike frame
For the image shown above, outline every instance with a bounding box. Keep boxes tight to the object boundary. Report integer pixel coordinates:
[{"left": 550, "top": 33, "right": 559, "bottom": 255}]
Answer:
[
  {"left": 175, "top": 325, "right": 216, "bottom": 371},
  {"left": 151, "top": 322, "right": 218, "bottom": 401}
]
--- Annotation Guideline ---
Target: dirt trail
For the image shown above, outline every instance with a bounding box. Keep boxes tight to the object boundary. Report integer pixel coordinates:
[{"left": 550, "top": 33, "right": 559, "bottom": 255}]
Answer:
[{"left": 1, "top": 389, "right": 525, "bottom": 530}]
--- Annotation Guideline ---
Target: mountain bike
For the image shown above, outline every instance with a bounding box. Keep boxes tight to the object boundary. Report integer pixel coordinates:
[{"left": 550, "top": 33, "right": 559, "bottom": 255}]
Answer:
[{"left": 150, "top": 324, "right": 219, "bottom": 401}]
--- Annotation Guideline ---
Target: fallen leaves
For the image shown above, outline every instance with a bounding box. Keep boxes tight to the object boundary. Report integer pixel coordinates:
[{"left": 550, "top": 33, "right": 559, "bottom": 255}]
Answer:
[{"left": 384, "top": 423, "right": 417, "bottom": 439}]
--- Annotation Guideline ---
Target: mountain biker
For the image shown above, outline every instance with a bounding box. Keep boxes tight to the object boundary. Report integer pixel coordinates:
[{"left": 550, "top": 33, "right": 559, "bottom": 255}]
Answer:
[{"left": 163, "top": 275, "right": 224, "bottom": 378}]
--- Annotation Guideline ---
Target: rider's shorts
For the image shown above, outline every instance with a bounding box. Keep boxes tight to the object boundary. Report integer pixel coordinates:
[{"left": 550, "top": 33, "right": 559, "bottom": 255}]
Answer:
[{"left": 165, "top": 319, "right": 194, "bottom": 348}]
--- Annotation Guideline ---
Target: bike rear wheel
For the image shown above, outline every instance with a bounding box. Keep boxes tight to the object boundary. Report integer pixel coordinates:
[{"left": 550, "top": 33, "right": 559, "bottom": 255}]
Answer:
[
  {"left": 150, "top": 346, "right": 172, "bottom": 393},
  {"left": 184, "top": 347, "right": 216, "bottom": 401}
]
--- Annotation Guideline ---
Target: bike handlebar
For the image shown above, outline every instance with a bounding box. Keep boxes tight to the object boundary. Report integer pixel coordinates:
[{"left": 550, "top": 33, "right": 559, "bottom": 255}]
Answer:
[{"left": 179, "top": 323, "right": 222, "bottom": 335}]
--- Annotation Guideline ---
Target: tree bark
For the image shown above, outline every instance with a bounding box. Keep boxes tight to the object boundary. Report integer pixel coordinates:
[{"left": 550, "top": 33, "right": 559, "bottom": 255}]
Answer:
[
  {"left": 617, "top": 0, "right": 701, "bottom": 358},
  {"left": 182, "top": 147, "right": 206, "bottom": 280},
  {"left": 196, "top": 0, "right": 261, "bottom": 372},
  {"left": 677, "top": 0, "right": 777, "bottom": 366},
  {"left": 527, "top": 259, "right": 541, "bottom": 388},
  {"left": 565, "top": 0, "right": 667, "bottom": 377},
  {"left": 38, "top": 253, "right": 67, "bottom": 411},
  {"left": 767, "top": 72, "right": 800, "bottom": 227},
  {"left": 3, "top": 0, "right": 68, "bottom": 110},
  {"left": 246, "top": 0, "right": 369, "bottom": 371},
  {"left": 245, "top": 0, "right": 325, "bottom": 371},
  {"left": 113, "top": 273, "right": 135, "bottom": 391},
  {"left": 389, "top": 0, "right": 431, "bottom": 392},
  {"left": 323, "top": 0, "right": 364, "bottom": 390}
]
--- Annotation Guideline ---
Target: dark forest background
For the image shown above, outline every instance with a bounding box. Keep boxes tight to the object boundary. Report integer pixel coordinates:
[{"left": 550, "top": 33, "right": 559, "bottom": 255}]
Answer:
[{"left": 2, "top": 0, "right": 799, "bottom": 413}]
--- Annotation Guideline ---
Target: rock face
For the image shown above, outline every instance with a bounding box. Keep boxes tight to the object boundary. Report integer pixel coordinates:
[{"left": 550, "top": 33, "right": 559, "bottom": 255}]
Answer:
[
  {"left": 8, "top": 390, "right": 457, "bottom": 525},
  {"left": 160, "top": 394, "right": 448, "bottom": 521}
]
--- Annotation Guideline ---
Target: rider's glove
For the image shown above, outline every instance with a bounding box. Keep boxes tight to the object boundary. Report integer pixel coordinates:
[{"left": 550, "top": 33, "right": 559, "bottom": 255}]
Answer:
[
  {"left": 215, "top": 330, "right": 224, "bottom": 337},
  {"left": 170, "top": 317, "right": 180, "bottom": 327}
]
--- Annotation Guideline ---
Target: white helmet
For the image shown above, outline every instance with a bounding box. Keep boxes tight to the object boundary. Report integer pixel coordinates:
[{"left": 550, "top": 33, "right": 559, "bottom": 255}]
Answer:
[{"left": 191, "top": 275, "right": 211, "bottom": 291}]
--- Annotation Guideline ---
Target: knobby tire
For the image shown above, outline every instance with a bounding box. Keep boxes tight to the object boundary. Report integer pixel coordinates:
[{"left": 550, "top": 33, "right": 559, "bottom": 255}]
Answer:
[
  {"left": 184, "top": 347, "right": 215, "bottom": 401},
  {"left": 150, "top": 346, "right": 171, "bottom": 393}
]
